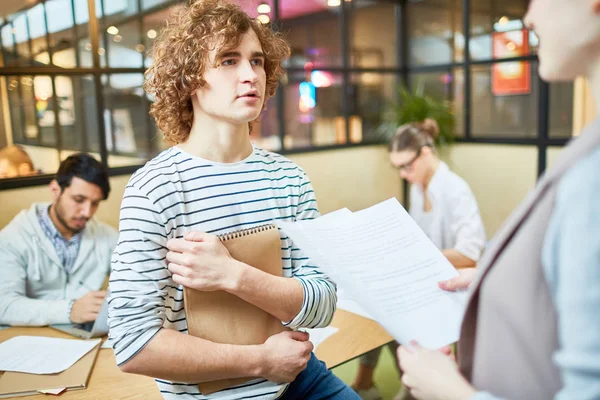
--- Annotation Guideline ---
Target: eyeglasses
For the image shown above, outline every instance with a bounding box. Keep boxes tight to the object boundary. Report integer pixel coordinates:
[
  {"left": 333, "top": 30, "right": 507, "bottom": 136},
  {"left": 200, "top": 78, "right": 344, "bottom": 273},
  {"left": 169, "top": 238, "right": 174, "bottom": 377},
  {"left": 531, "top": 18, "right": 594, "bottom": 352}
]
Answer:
[{"left": 394, "top": 145, "right": 429, "bottom": 172}]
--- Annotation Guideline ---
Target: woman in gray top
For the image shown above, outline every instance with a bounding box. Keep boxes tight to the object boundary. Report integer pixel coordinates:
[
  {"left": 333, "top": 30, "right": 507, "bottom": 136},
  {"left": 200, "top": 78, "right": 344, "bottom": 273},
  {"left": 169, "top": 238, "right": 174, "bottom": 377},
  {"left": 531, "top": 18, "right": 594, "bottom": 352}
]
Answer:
[{"left": 397, "top": 1, "right": 600, "bottom": 399}]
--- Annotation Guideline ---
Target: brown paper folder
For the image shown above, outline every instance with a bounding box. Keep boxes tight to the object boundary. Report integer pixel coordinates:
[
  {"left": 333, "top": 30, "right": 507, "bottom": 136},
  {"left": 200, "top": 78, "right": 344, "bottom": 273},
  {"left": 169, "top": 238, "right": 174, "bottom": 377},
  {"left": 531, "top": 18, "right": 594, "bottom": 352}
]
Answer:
[
  {"left": 0, "top": 342, "right": 100, "bottom": 398},
  {"left": 183, "top": 223, "right": 289, "bottom": 394}
]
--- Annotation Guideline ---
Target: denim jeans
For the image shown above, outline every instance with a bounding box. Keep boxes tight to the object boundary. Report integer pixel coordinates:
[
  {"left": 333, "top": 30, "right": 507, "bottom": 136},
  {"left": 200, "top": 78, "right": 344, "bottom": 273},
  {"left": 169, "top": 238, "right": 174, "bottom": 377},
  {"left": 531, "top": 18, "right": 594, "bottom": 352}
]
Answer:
[{"left": 280, "top": 353, "right": 361, "bottom": 400}]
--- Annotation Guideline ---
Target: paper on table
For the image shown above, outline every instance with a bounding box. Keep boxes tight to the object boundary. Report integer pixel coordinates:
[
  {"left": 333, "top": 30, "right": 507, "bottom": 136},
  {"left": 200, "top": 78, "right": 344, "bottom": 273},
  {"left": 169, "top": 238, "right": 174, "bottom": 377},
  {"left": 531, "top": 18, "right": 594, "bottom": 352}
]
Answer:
[
  {"left": 304, "top": 327, "right": 339, "bottom": 350},
  {"left": 0, "top": 336, "right": 101, "bottom": 374},
  {"left": 337, "top": 288, "right": 376, "bottom": 321},
  {"left": 276, "top": 198, "right": 468, "bottom": 349},
  {"left": 37, "top": 388, "right": 66, "bottom": 395}
]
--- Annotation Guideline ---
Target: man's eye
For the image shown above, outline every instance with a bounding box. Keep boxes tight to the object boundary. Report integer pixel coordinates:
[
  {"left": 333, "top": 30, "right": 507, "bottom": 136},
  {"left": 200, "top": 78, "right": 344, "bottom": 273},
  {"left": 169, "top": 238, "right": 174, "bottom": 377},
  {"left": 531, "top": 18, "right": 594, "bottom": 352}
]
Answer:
[
  {"left": 74, "top": 198, "right": 84, "bottom": 204},
  {"left": 222, "top": 59, "right": 235, "bottom": 66},
  {"left": 251, "top": 59, "right": 264, "bottom": 66}
]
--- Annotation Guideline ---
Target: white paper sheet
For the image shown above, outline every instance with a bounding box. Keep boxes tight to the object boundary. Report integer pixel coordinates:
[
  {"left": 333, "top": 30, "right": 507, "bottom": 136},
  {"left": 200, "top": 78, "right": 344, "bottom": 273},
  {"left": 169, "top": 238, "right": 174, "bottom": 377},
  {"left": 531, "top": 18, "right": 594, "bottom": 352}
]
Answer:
[
  {"left": 37, "top": 388, "right": 66, "bottom": 395},
  {"left": 302, "top": 209, "right": 377, "bottom": 320},
  {"left": 277, "top": 198, "right": 468, "bottom": 349},
  {"left": 304, "top": 327, "right": 339, "bottom": 350},
  {"left": 0, "top": 336, "right": 100, "bottom": 374},
  {"left": 337, "top": 288, "right": 376, "bottom": 321}
]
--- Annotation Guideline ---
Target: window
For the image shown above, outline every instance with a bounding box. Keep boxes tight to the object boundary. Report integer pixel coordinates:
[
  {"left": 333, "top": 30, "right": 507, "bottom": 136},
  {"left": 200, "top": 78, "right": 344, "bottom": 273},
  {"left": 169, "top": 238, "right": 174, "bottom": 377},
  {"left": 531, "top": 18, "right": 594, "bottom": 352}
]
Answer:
[
  {"left": 0, "top": 0, "right": 574, "bottom": 186},
  {"left": 105, "top": 19, "right": 143, "bottom": 68},
  {"left": 549, "top": 82, "right": 574, "bottom": 138},
  {"left": 408, "top": 0, "right": 463, "bottom": 66},
  {"left": 470, "top": 0, "right": 536, "bottom": 61},
  {"left": 471, "top": 62, "right": 538, "bottom": 137},
  {"left": 251, "top": 98, "right": 281, "bottom": 152},
  {"left": 284, "top": 73, "right": 344, "bottom": 149},
  {"left": 350, "top": 2, "right": 396, "bottom": 68},
  {"left": 352, "top": 73, "right": 397, "bottom": 143},
  {"left": 102, "top": 74, "right": 154, "bottom": 166},
  {"left": 410, "top": 69, "right": 464, "bottom": 137},
  {"left": 283, "top": 8, "right": 342, "bottom": 68}
]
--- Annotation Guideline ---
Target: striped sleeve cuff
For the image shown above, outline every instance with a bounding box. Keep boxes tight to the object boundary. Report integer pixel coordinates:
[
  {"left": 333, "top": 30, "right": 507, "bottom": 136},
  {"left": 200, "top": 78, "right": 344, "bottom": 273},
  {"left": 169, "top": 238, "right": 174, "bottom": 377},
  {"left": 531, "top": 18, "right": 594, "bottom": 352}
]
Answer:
[
  {"left": 283, "top": 277, "right": 336, "bottom": 330},
  {"left": 112, "top": 326, "right": 162, "bottom": 367}
]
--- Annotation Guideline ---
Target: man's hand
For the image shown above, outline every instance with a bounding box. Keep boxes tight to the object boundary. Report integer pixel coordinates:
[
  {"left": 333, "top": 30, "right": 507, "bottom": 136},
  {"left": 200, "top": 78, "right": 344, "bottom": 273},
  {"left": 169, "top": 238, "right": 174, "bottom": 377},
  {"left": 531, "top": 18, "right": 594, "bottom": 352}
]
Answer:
[
  {"left": 259, "top": 331, "right": 314, "bottom": 383},
  {"left": 438, "top": 268, "right": 477, "bottom": 292},
  {"left": 70, "top": 290, "right": 106, "bottom": 323},
  {"left": 166, "top": 232, "right": 241, "bottom": 291}
]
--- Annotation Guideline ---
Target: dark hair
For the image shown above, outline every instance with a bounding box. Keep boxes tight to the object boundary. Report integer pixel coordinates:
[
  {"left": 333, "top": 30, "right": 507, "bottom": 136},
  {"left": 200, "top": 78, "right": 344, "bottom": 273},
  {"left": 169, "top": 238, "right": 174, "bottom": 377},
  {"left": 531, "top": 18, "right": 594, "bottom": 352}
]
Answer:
[
  {"left": 388, "top": 118, "right": 439, "bottom": 153},
  {"left": 56, "top": 153, "right": 110, "bottom": 200}
]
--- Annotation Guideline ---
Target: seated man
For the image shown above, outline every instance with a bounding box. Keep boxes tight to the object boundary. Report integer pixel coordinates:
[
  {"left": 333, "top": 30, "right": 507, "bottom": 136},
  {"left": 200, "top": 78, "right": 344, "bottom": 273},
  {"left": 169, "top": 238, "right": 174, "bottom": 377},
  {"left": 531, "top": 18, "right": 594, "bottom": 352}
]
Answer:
[
  {"left": 0, "top": 153, "right": 117, "bottom": 326},
  {"left": 0, "top": 145, "right": 35, "bottom": 178}
]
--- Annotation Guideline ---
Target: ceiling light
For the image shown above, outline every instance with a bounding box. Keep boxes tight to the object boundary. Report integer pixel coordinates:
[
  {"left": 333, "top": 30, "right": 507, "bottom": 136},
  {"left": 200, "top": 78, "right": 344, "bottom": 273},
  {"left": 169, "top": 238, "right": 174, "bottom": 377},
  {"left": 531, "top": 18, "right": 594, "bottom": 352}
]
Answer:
[
  {"left": 498, "top": 16, "right": 509, "bottom": 24},
  {"left": 147, "top": 29, "right": 157, "bottom": 39},
  {"left": 327, "top": 0, "right": 341, "bottom": 5},
  {"left": 135, "top": 44, "right": 146, "bottom": 52},
  {"left": 98, "top": 47, "right": 105, "bottom": 55},
  {"left": 257, "top": 14, "right": 270, "bottom": 24},
  {"left": 107, "top": 26, "right": 119, "bottom": 35},
  {"left": 113, "top": 35, "right": 122, "bottom": 42},
  {"left": 257, "top": 3, "right": 271, "bottom": 14}
]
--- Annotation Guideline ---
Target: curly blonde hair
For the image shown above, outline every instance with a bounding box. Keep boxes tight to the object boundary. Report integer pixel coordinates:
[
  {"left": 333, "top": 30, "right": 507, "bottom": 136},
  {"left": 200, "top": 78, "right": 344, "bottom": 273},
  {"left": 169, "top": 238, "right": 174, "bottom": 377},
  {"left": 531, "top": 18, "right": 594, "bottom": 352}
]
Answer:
[{"left": 144, "top": 0, "right": 291, "bottom": 144}]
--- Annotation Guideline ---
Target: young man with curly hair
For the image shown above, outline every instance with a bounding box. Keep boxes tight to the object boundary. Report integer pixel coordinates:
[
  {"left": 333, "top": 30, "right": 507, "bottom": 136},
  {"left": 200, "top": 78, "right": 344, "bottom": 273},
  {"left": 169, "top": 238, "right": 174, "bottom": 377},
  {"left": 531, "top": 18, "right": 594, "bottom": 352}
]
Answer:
[{"left": 108, "top": 1, "right": 358, "bottom": 399}]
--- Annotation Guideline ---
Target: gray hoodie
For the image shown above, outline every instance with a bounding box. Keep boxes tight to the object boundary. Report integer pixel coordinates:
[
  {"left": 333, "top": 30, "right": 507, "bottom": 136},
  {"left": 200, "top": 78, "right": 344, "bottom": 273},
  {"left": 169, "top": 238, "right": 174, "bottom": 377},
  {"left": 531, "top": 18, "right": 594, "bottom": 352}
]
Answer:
[{"left": 0, "top": 202, "right": 118, "bottom": 326}]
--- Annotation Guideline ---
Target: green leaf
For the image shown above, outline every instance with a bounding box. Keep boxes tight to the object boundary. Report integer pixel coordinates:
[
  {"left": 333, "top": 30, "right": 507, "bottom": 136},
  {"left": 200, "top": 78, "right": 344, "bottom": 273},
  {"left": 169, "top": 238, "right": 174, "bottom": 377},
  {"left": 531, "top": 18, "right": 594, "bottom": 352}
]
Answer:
[{"left": 376, "top": 85, "right": 456, "bottom": 148}]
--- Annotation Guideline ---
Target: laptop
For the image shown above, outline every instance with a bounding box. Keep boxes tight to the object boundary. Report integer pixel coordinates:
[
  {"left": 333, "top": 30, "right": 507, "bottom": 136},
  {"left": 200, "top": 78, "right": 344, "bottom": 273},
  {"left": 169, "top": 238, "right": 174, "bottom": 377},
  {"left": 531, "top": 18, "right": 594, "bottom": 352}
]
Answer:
[{"left": 51, "top": 296, "right": 109, "bottom": 339}]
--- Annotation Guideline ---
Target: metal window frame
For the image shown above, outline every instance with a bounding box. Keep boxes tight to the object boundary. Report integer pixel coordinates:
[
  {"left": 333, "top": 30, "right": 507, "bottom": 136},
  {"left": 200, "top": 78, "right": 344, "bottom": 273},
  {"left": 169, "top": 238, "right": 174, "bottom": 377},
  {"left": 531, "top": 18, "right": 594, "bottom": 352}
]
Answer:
[{"left": 0, "top": 0, "right": 566, "bottom": 192}]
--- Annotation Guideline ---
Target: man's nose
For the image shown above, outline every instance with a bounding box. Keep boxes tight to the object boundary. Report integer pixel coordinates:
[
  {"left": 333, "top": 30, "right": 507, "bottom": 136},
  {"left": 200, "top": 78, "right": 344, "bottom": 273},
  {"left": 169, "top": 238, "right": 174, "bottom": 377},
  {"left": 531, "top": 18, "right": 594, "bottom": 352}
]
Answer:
[
  {"left": 239, "top": 60, "right": 258, "bottom": 83},
  {"left": 80, "top": 202, "right": 93, "bottom": 218}
]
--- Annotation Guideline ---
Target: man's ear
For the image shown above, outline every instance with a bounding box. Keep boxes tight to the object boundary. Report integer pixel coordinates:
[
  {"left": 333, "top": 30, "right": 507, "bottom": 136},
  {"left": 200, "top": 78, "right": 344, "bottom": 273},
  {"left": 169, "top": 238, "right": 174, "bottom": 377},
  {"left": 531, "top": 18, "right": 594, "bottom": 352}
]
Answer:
[{"left": 49, "top": 180, "right": 61, "bottom": 201}]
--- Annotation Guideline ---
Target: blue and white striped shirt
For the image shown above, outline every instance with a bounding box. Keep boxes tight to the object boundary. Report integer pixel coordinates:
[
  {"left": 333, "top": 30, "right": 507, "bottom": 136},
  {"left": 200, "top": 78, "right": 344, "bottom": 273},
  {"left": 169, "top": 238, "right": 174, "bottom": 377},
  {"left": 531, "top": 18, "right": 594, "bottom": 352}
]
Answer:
[
  {"left": 37, "top": 204, "right": 82, "bottom": 273},
  {"left": 108, "top": 145, "right": 337, "bottom": 400}
]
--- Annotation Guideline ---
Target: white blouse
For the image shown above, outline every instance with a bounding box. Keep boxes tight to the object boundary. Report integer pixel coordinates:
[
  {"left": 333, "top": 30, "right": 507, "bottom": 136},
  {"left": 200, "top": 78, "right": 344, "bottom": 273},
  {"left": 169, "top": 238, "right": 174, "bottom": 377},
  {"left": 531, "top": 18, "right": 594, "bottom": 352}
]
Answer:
[{"left": 409, "top": 162, "right": 486, "bottom": 262}]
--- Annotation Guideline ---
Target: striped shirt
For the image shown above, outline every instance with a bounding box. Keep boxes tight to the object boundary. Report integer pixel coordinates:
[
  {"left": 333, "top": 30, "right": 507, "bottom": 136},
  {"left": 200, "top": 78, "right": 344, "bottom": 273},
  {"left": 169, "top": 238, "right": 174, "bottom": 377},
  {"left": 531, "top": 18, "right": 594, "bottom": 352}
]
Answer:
[
  {"left": 37, "top": 204, "right": 82, "bottom": 273},
  {"left": 108, "top": 145, "right": 337, "bottom": 400}
]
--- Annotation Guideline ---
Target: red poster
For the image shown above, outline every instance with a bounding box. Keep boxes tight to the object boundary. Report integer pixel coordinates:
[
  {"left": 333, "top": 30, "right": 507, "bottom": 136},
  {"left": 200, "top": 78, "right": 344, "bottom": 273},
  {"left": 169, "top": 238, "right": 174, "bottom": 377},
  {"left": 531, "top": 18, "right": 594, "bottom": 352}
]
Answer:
[{"left": 491, "top": 30, "right": 530, "bottom": 95}]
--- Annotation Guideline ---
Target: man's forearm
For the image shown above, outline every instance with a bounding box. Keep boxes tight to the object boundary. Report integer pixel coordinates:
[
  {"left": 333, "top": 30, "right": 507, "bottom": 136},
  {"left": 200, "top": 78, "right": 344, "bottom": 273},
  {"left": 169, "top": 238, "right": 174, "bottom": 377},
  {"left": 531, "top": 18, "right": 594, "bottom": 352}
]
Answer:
[
  {"left": 120, "top": 328, "right": 266, "bottom": 382},
  {"left": 226, "top": 260, "right": 304, "bottom": 323},
  {"left": 0, "top": 296, "right": 70, "bottom": 326}
]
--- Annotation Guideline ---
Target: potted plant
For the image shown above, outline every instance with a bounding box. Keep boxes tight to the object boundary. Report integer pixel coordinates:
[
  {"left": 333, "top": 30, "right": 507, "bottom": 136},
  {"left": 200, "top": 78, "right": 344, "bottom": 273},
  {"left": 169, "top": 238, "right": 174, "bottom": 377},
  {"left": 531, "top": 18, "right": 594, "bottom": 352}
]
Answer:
[{"left": 377, "top": 86, "right": 456, "bottom": 148}]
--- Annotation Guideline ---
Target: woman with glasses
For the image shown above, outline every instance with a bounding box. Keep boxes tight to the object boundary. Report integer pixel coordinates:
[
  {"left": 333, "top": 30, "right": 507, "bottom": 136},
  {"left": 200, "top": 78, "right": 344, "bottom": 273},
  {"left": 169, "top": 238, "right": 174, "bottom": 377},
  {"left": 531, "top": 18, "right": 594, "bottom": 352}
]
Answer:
[{"left": 352, "top": 119, "right": 486, "bottom": 400}]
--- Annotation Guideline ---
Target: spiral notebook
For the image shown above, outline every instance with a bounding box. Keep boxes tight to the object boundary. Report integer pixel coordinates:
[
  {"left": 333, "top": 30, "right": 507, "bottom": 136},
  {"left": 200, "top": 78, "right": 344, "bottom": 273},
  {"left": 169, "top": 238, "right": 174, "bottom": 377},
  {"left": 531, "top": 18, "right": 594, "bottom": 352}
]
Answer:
[{"left": 183, "top": 223, "right": 289, "bottom": 395}]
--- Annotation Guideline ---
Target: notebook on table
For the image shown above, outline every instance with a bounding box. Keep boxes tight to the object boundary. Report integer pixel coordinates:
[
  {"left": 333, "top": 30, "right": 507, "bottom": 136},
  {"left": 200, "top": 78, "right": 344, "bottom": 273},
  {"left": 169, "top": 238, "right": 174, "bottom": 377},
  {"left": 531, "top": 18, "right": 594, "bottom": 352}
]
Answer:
[
  {"left": 0, "top": 341, "right": 100, "bottom": 398},
  {"left": 183, "top": 223, "right": 289, "bottom": 395}
]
